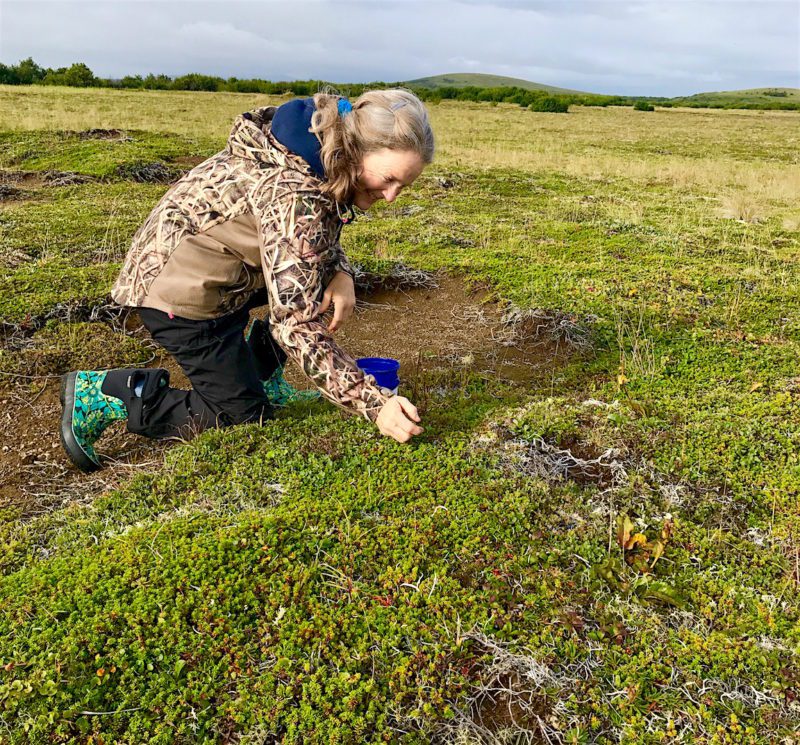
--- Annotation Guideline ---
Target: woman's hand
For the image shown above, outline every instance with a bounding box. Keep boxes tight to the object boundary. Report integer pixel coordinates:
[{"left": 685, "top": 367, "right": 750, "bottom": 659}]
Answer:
[
  {"left": 375, "top": 397, "right": 424, "bottom": 443},
  {"left": 318, "top": 270, "right": 356, "bottom": 333}
]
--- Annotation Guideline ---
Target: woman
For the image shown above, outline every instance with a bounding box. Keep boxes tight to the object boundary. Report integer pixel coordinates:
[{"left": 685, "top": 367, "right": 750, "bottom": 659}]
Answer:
[{"left": 60, "top": 88, "right": 434, "bottom": 472}]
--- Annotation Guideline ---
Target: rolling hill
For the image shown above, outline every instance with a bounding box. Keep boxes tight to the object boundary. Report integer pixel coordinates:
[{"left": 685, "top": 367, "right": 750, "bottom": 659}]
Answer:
[
  {"left": 404, "top": 72, "right": 588, "bottom": 95},
  {"left": 403, "top": 73, "right": 800, "bottom": 109},
  {"left": 671, "top": 87, "right": 800, "bottom": 106}
]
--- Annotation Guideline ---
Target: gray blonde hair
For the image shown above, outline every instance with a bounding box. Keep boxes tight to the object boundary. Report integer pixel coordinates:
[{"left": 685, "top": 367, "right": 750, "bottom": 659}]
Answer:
[{"left": 309, "top": 88, "right": 435, "bottom": 204}]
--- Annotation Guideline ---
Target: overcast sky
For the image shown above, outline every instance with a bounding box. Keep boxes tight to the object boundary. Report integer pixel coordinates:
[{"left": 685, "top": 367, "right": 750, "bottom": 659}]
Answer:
[{"left": 0, "top": 0, "right": 797, "bottom": 96}]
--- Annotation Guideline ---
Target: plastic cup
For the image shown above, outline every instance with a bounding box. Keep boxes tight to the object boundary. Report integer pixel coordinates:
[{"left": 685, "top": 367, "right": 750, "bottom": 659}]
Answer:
[{"left": 356, "top": 357, "right": 400, "bottom": 395}]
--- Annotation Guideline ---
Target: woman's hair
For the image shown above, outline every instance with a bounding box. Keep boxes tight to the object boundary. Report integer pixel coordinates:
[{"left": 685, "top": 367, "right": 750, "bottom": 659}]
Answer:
[{"left": 309, "top": 88, "right": 435, "bottom": 204}]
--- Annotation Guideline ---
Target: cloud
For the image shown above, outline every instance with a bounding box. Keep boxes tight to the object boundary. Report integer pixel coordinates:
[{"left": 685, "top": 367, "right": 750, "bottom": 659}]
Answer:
[
  {"left": 0, "top": 0, "right": 797, "bottom": 95},
  {"left": 174, "top": 21, "right": 325, "bottom": 62}
]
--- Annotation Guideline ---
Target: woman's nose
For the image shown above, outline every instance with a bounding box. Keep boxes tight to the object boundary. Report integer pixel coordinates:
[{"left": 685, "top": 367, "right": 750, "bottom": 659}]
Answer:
[{"left": 384, "top": 185, "right": 402, "bottom": 203}]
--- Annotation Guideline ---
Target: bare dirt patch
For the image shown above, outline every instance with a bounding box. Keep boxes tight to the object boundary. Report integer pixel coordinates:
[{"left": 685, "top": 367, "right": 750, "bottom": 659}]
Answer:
[
  {"left": 0, "top": 183, "right": 22, "bottom": 202},
  {"left": 76, "top": 128, "right": 132, "bottom": 142},
  {"left": 0, "top": 169, "right": 95, "bottom": 198},
  {"left": 297, "top": 271, "right": 575, "bottom": 390},
  {"left": 0, "top": 311, "right": 190, "bottom": 520},
  {"left": 170, "top": 155, "right": 207, "bottom": 170},
  {"left": 1, "top": 170, "right": 46, "bottom": 186},
  {"left": 0, "top": 170, "right": 46, "bottom": 200},
  {"left": 1, "top": 273, "right": 577, "bottom": 522}
]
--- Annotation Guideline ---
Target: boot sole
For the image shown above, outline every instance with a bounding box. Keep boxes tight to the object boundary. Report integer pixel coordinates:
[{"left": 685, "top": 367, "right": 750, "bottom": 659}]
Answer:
[{"left": 60, "top": 372, "right": 101, "bottom": 473}]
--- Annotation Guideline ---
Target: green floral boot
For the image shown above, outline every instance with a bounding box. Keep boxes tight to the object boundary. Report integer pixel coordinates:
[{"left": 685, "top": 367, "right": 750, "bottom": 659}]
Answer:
[
  {"left": 60, "top": 370, "right": 128, "bottom": 472},
  {"left": 263, "top": 366, "right": 322, "bottom": 407},
  {"left": 246, "top": 319, "right": 321, "bottom": 407}
]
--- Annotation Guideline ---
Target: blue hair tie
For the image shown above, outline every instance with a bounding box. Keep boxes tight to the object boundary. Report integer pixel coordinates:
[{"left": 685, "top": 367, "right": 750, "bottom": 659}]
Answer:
[{"left": 337, "top": 97, "right": 353, "bottom": 116}]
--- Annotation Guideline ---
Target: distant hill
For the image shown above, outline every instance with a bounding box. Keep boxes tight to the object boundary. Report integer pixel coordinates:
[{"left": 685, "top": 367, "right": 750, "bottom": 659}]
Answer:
[
  {"left": 401, "top": 74, "right": 800, "bottom": 110},
  {"left": 671, "top": 87, "right": 800, "bottom": 107},
  {"left": 404, "top": 72, "right": 588, "bottom": 96}
]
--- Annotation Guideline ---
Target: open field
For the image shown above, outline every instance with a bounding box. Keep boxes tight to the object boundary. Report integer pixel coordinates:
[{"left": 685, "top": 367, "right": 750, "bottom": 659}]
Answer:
[{"left": 0, "top": 85, "right": 799, "bottom": 742}]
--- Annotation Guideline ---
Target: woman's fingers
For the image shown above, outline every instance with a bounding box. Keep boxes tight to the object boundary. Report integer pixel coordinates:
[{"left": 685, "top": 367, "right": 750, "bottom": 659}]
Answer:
[
  {"left": 391, "top": 406, "right": 424, "bottom": 438},
  {"left": 318, "top": 290, "right": 332, "bottom": 317},
  {"left": 329, "top": 304, "right": 344, "bottom": 332},
  {"left": 328, "top": 298, "right": 355, "bottom": 332},
  {"left": 398, "top": 413, "right": 423, "bottom": 435},
  {"left": 396, "top": 397, "right": 421, "bottom": 422},
  {"left": 322, "top": 269, "right": 356, "bottom": 331},
  {"left": 375, "top": 397, "right": 424, "bottom": 443},
  {"left": 387, "top": 424, "right": 413, "bottom": 442}
]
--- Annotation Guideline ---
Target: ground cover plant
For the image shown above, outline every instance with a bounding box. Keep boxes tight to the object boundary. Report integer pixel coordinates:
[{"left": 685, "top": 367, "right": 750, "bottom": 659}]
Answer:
[{"left": 0, "top": 85, "right": 798, "bottom": 743}]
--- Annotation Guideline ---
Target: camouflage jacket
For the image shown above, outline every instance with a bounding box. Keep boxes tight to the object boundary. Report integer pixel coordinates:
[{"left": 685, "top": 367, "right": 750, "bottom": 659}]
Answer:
[{"left": 111, "top": 105, "right": 392, "bottom": 423}]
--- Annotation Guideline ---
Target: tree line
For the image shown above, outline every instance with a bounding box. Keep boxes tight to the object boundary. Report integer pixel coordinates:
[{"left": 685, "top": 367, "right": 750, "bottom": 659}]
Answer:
[{"left": 1, "top": 58, "right": 797, "bottom": 112}]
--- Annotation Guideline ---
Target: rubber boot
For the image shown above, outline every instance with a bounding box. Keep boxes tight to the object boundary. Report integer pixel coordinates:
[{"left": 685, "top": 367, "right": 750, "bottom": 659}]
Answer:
[
  {"left": 59, "top": 370, "right": 128, "bottom": 473},
  {"left": 246, "top": 319, "right": 321, "bottom": 406},
  {"left": 262, "top": 366, "right": 322, "bottom": 406},
  {"left": 60, "top": 368, "right": 172, "bottom": 471}
]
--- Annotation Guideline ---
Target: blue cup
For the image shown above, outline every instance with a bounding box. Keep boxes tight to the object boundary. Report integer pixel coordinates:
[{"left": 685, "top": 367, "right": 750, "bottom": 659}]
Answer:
[{"left": 356, "top": 357, "right": 400, "bottom": 395}]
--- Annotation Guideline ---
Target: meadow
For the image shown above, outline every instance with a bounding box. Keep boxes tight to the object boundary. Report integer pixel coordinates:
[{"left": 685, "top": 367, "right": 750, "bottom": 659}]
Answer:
[{"left": 0, "top": 84, "right": 798, "bottom": 743}]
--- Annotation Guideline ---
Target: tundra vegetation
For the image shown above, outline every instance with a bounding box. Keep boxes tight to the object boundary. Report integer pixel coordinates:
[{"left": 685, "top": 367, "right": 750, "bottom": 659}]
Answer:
[{"left": 0, "top": 85, "right": 798, "bottom": 743}]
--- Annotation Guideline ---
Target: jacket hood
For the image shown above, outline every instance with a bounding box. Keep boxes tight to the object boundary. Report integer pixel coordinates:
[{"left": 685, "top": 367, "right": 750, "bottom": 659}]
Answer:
[
  {"left": 270, "top": 98, "right": 326, "bottom": 180},
  {"left": 226, "top": 102, "right": 357, "bottom": 223},
  {"left": 226, "top": 101, "right": 325, "bottom": 180}
]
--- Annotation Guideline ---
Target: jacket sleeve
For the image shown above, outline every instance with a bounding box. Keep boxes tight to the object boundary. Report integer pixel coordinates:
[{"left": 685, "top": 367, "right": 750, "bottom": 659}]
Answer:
[
  {"left": 251, "top": 176, "right": 392, "bottom": 423},
  {"left": 333, "top": 243, "right": 356, "bottom": 282}
]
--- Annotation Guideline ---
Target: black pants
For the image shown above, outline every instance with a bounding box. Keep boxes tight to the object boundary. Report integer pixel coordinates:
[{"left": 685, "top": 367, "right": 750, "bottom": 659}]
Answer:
[{"left": 101, "top": 290, "right": 287, "bottom": 440}]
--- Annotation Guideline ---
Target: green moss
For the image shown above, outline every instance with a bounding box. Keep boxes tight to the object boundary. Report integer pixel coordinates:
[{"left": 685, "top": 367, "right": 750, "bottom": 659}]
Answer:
[
  {"left": 1, "top": 321, "right": 152, "bottom": 377},
  {"left": 0, "top": 181, "right": 165, "bottom": 266},
  {"left": 0, "top": 259, "right": 119, "bottom": 323},
  {"left": 0, "top": 129, "right": 218, "bottom": 178},
  {"left": 2, "top": 390, "right": 797, "bottom": 741}
]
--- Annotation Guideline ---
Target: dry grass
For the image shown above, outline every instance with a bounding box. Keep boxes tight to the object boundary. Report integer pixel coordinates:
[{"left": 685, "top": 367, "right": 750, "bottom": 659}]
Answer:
[
  {"left": 430, "top": 101, "right": 800, "bottom": 198},
  {"left": 718, "top": 191, "right": 765, "bottom": 223},
  {"left": 2, "top": 86, "right": 798, "bottom": 206},
  {"left": 0, "top": 84, "right": 288, "bottom": 137},
  {"left": 783, "top": 215, "right": 800, "bottom": 232}
]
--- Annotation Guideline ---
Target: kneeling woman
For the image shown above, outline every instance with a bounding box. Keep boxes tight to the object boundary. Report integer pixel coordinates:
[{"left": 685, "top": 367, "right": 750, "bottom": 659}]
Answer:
[{"left": 60, "top": 89, "right": 433, "bottom": 472}]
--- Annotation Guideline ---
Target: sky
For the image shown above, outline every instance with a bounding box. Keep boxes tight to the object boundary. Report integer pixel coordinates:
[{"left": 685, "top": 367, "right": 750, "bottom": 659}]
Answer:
[{"left": 0, "top": 0, "right": 798, "bottom": 96}]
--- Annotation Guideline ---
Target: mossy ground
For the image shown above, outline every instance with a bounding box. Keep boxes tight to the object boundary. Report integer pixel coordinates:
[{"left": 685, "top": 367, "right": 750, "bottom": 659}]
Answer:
[{"left": 0, "top": 88, "right": 798, "bottom": 743}]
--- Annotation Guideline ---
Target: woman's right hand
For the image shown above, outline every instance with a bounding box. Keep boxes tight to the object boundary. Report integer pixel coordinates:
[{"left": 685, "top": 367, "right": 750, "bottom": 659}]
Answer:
[{"left": 375, "top": 396, "right": 424, "bottom": 443}]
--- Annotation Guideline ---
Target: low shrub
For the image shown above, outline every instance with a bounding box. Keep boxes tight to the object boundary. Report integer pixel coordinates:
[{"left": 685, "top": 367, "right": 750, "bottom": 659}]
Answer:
[{"left": 529, "top": 96, "right": 569, "bottom": 113}]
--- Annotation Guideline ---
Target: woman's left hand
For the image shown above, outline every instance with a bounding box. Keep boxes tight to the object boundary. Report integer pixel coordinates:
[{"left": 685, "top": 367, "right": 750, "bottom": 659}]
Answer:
[{"left": 318, "top": 270, "right": 356, "bottom": 333}]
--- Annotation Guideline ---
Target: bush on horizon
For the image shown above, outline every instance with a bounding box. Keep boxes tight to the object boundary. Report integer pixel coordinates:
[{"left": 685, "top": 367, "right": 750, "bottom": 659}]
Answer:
[
  {"left": 1, "top": 57, "right": 799, "bottom": 111},
  {"left": 529, "top": 96, "right": 570, "bottom": 113}
]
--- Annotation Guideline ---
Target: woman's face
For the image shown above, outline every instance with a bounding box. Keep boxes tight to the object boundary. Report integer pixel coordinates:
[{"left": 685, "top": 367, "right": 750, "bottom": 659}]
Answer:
[{"left": 352, "top": 148, "right": 426, "bottom": 210}]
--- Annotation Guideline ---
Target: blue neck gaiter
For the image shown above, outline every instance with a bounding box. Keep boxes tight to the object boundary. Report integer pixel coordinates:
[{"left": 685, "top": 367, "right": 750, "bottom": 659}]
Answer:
[{"left": 270, "top": 97, "right": 325, "bottom": 180}]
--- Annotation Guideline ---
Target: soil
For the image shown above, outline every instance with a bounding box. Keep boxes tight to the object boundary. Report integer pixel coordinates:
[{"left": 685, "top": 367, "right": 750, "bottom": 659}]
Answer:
[
  {"left": 170, "top": 155, "right": 207, "bottom": 169},
  {"left": 0, "top": 336, "right": 188, "bottom": 521},
  {"left": 0, "top": 170, "right": 47, "bottom": 187},
  {"left": 259, "top": 272, "right": 571, "bottom": 391},
  {"left": 76, "top": 129, "right": 132, "bottom": 141},
  {"left": 0, "top": 169, "right": 94, "bottom": 203},
  {"left": 0, "top": 170, "right": 47, "bottom": 202},
  {"left": 1, "top": 272, "right": 574, "bottom": 522}
]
